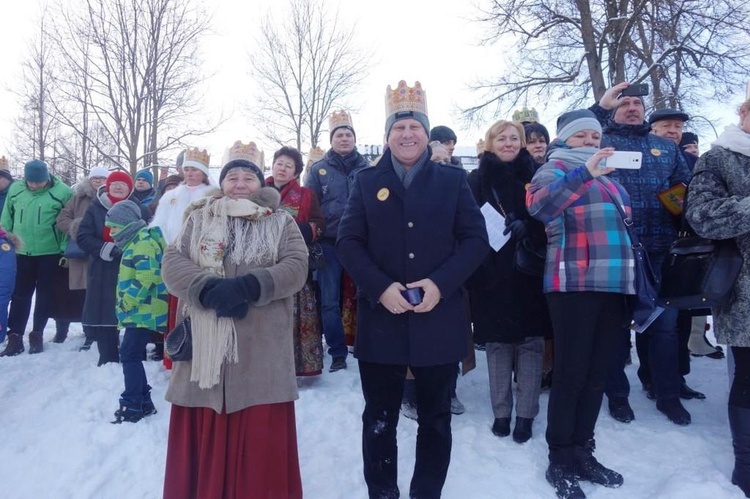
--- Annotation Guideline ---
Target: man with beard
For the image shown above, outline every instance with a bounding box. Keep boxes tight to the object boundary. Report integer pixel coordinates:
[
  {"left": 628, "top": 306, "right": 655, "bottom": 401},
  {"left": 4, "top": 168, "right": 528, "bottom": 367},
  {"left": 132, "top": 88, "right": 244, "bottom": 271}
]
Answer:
[{"left": 590, "top": 82, "right": 692, "bottom": 426}]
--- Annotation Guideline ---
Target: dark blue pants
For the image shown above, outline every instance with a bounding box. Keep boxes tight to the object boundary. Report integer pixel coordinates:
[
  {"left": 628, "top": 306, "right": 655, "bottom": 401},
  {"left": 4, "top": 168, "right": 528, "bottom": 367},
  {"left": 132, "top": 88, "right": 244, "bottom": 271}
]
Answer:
[
  {"left": 7, "top": 254, "right": 69, "bottom": 336},
  {"left": 119, "top": 327, "right": 152, "bottom": 410},
  {"left": 359, "top": 360, "right": 455, "bottom": 499},
  {"left": 318, "top": 241, "right": 347, "bottom": 360}
]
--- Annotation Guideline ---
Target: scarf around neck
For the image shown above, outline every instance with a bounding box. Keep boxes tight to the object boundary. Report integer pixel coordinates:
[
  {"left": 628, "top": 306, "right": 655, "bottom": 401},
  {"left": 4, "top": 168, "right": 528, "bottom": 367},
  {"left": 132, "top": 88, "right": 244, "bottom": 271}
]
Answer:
[
  {"left": 712, "top": 124, "right": 750, "bottom": 158},
  {"left": 112, "top": 220, "right": 147, "bottom": 249},
  {"left": 547, "top": 144, "right": 599, "bottom": 169}
]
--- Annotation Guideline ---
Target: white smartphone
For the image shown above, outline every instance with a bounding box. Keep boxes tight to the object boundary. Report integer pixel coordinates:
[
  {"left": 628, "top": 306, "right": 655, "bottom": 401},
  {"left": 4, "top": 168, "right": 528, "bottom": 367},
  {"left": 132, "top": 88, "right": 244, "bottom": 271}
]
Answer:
[{"left": 604, "top": 151, "right": 643, "bottom": 169}]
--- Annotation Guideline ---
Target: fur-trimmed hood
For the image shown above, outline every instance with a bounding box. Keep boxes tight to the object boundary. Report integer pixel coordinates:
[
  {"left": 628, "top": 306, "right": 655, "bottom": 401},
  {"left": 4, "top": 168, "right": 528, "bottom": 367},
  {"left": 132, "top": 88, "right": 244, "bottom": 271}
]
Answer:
[
  {"left": 72, "top": 179, "right": 98, "bottom": 199},
  {"left": 0, "top": 228, "right": 22, "bottom": 250}
]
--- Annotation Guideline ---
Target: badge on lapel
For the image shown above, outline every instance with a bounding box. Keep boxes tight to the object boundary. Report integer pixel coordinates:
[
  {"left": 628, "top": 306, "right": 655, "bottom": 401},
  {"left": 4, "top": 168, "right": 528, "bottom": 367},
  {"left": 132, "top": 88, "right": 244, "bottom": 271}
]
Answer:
[
  {"left": 319, "top": 168, "right": 327, "bottom": 176},
  {"left": 377, "top": 188, "right": 390, "bottom": 201},
  {"left": 650, "top": 148, "right": 662, "bottom": 157}
]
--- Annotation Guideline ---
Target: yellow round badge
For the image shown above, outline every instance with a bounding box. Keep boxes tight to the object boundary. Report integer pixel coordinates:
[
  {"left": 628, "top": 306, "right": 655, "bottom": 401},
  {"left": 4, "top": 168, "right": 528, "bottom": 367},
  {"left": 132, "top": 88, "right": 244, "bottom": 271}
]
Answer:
[
  {"left": 1, "top": 243, "right": 10, "bottom": 251},
  {"left": 319, "top": 168, "right": 327, "bottom": 176},
  {"left": 377, "top": 188, "right": 390, "bottom": 201},
  {"left": 651, "top": 148, "right": 662, "bottom": 157}
]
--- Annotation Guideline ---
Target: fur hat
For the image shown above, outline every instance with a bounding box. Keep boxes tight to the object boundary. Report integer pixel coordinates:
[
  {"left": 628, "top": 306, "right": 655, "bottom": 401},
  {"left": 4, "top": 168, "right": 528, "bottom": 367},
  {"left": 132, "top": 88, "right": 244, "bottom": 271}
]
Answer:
[
  {"left": 24, "top": 159, "right": 50, "bottom": 183},
  {"left": 556, "top": 110, "right": 602, "bottom": 142}
]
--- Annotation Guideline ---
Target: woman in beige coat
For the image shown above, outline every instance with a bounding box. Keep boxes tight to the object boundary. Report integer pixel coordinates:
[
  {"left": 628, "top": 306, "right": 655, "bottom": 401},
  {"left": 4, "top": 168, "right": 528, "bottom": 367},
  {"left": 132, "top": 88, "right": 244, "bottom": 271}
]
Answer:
[
  {"left": 161, "top": 144, "right": 308, "bottom": 499},
  {"left": 56, "top": 167, "right": 108, "bottom": 349}
]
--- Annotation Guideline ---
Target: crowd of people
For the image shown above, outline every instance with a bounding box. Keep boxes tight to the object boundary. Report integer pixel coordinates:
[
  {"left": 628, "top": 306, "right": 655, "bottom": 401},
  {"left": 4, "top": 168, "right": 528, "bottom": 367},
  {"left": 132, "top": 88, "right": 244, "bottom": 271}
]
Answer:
[{"left": 0, "top": 79, "right": 749, "bottom": 499}]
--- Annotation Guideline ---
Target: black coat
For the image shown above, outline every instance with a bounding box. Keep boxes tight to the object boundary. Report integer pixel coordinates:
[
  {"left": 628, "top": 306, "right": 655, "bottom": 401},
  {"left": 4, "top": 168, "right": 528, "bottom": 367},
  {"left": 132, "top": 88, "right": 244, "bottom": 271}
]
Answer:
[
  {"left": 336, "top": 152, "right": 490, "bottom": 366},
  {"left": 76, "top": 190, "right": 151, "bottom": 327},
  {"left": 466, "top": 150, "right": 552, "bottom": 344}
]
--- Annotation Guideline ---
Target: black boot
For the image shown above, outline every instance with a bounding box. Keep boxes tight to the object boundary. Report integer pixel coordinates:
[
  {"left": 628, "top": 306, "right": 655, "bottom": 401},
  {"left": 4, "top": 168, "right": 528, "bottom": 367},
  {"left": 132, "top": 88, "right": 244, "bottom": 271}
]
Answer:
[
  {"left": 608, "top": 397, "right": 635, "bottom": 423},
  {"left": 0, "top": 333, "right": 25, "bottom": 357},
  {"left": 492, "top": 417, "right": 511, "bottom": 437},
  {"left": 680, "top": 381, "right": 706, "bottom": 400},
  {"left": 28, "top": 331, "right": 44, "bottom": 354},
  {"left": 656, "top": 398, "right": 691, "bottom": 426},
  {"left": 546, "top": 463, "right": 586, "bottom": 499},
  {"left": 111, "top": 405, "right": 145, "bottom": 424},
  {"left": 729, "top": 405, "right": 750, "bottom": 497},
  {"left": 574, "top": 445, "right": 623, "bottom": 488},
  {"left": 513, "top": 417, "right": 533, "bottom": 443}
]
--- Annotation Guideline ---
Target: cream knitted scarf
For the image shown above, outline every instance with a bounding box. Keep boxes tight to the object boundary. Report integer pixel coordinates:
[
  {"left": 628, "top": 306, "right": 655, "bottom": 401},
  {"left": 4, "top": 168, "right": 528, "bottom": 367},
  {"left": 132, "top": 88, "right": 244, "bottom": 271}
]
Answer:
[{"left": 179, "top": 193, "right": 287, "bottom": 389}]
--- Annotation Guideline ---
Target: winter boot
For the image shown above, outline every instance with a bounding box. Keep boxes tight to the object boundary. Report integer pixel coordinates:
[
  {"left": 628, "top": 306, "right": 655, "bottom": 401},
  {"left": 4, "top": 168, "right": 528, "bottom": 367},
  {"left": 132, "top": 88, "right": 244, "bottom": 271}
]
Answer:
[
  {"left": 28, "top": 331, "right": 44, "bottom": 354},
  {"left": 574, "top": 445, "right": 623, "bottom": 488},
  {"left": 52, "top": 331, "right": 68, "bottom": 343},
  {"left": 729, "top": 405, "right": 750, "bottom": 497},
  {"left": 546, "top": 463, "right": 586, "bottom": 499},
  {"left": 512, "top": 417, "right": 533, "bottom": 444},
  {"left": 450, "top": 395, "right": 466, "bottom": 415},
  {"left": 608, "top": 397, "right": 634, "bottom": 423},
  {"left": 491, "top": 417, "right": 511, "bottom": 437},
  {"left": 79, "top": 338, "right": 95, "bottom": 352},
  {"left": 0, "top": 333, "right": 25, "bottom": 357},
  {"left": 111, "top": 405, "right": 145, "bottom": 424},
  {"left": 656, "top": 398, "right": 691, "bottom": 426}
]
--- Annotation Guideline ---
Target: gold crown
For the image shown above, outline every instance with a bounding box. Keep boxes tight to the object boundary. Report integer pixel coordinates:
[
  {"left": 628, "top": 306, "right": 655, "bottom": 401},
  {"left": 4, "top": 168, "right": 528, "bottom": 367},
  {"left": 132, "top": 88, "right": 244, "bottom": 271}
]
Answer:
[
  {"left": 512, "top": 107, "right": 539, "bottom": 123},
  {"left": 476, "top": 139, "right": 486, "bottom": 155},
  {"left": 183, "top": 147, "right": 210, "bottom": 169},
  {"left": 223, "top": 141, "right": 263, "bottom": 168},
  {"left": 0, "top": 156, "right": 8, "bottom": 170},
  {"left": 385, "top": 80, "right": 428, "bottom": 117},
  {"left": 307, "top": 147, "right": 325, "bottom": 164},
  {"left": 329, "top": 110, "right": 353, "bottom": 131}
]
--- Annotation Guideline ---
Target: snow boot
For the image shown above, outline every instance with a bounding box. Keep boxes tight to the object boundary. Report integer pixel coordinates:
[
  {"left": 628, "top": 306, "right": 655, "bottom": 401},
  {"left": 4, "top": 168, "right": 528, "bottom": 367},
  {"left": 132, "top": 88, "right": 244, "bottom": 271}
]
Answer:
[
  {"left": 656, "top": 398, "right": 691, "bottom": 426},
  {"left": 729, "top": 405, "right": 750, "bottom": 497},
  {"left": 28, "top": 331, "right": 44, "bottom": 354},
  {"left": 0, "top": 333, "right": 24, "bottom": 357},
  {"left": 111, "top": 405, "right": 145, "bottom": 424},
  {"left": 546, "top": 463, "right": 586, "bottom": 499},
  {"left": 492, "top": 417, "right": 511, "bottom": 437},
  {"left": 608, "top": 397, "right": 634, "bottom": 423},
  {"left": 574, "top": 445, "right": 623, "bottom": 488},
  {"left": 513, "top": 417, "right": 533, "bottom": 444},
  {"left": 79, "top": 338, "right": 95, "bottom": 352}
]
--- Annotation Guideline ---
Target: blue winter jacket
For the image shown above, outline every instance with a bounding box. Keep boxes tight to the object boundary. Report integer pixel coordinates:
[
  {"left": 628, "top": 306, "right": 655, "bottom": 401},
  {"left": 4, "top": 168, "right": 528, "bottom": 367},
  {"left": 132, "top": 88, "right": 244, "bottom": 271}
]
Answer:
[
  {"left": 304, "top": 149, "right": 370, "bottom": 240},
  {"left": 0, "top": 231, "right": 17, "bottom": 342},
  {"left": 590, "top": 104, "right": 691, "bottom": 253}
]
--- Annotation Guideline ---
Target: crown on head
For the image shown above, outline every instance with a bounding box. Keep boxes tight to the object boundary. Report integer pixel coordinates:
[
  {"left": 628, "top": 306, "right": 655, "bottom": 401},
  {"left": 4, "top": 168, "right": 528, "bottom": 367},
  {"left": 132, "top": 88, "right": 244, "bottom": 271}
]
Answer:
[
  {"left": 329, "top": 110, "right": 353, "bottom": 132},
  {"left": 183, "top": 147, "right": 210, "bottom": 169},
  {"left": 0, "top": 156, "right": 8, "bottom": 170},
  {"left": 307, "top": 147, "right": 325, "bottom": 165},
  {"left": 476, "top": 139, "right": 486, "bottom": 155},
  {"left": 224, "top": 141, "right": 263, "bottom": 168},
  {"left": 512, "top": 107, "right": 539, "bottom": 123},
  {"left": 385, "top": 80, "right": 428, "bottom": 117}
]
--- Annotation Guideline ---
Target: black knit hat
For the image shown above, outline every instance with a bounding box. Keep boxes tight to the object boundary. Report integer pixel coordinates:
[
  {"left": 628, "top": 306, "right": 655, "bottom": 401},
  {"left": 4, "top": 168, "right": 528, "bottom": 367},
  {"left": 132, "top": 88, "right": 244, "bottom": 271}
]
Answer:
[
  {"left": 429, "top": 126, "right": 457, "bottom": 144},
  {"left": 219, "top": 160, "right": 265, "bottom": 187},
  {"left": 679, "top": 132, "right": 699, "bottom": 147},
  {"left": 648, "top": 108, "right": 690, "bottom": 125}
]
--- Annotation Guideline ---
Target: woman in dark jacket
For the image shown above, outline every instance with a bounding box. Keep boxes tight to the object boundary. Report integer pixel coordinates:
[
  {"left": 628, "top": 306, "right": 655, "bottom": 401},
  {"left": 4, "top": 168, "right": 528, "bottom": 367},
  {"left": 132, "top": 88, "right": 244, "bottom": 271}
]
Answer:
[
  {"left": 466, "top": 120, "right": 551, "bottom": 444},
  {"left": 77, "top": 171, "right": 150, "bottom": 366}
]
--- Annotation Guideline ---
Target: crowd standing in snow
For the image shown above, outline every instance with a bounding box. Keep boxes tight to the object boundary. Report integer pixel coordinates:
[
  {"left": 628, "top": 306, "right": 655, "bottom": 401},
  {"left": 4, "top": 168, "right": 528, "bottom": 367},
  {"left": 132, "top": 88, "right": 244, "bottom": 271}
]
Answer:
[{"left": 0, "top": 81, "right": 749, "bottom": 499}]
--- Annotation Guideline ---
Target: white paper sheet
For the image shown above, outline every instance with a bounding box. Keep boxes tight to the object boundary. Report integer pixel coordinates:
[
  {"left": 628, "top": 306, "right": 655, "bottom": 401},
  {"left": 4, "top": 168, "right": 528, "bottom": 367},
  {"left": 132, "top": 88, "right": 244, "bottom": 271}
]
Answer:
[{"left": 480, "top": 202, "right": 511, "bottom": 252}]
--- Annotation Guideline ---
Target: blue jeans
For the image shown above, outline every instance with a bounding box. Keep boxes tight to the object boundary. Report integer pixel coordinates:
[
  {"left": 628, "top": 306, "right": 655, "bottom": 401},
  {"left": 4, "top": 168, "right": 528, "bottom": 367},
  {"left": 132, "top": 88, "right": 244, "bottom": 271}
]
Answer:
[
  {"left": 318, "top": 241, "right": 347, "bottom": 360},
  {"left": 119, "top": 327, "right": 152, "bottom": 410},
  {"left": 606, "top": 251, "right": 681, "bottom": 401}
]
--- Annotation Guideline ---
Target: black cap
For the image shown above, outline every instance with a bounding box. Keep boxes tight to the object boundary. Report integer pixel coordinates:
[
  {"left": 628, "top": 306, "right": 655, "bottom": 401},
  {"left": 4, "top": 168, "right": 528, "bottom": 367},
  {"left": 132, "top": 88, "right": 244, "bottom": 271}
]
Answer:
[
  {"left": 679, "top": 132, "right": 699, "bottom": 147},
  {"left": 429, "top": 126, "right": 457, "bottom": 143},
  {"left": 648, "top": 108, "right": 690, "bottom": 125}
]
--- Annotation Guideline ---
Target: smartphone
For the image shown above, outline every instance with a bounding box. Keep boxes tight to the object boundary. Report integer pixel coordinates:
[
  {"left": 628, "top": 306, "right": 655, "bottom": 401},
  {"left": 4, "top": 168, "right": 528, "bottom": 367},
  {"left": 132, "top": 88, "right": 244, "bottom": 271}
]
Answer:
[
  {"left": 401, "top": 288, "right": 423, "bottom": 306},
  {"left": 605, "top": 151, "right": 643, "bottom": 169},
  {"left": 620, "top": 84, "right": 649, "bottom": 97}
]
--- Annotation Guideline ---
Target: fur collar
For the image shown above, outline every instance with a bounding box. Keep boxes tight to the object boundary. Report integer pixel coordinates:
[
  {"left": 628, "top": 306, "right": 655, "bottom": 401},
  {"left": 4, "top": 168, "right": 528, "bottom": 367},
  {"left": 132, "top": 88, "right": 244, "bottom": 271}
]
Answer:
[{"left": 73, "top": 180, "right": 98, "bottom": 199}]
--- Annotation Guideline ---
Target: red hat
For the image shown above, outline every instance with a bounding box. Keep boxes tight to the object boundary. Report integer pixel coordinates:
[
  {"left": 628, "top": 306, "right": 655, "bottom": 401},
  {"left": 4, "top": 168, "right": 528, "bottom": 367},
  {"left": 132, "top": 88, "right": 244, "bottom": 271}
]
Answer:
[{"left": 106, "top": 170, "right": 134, "bottom": 193}]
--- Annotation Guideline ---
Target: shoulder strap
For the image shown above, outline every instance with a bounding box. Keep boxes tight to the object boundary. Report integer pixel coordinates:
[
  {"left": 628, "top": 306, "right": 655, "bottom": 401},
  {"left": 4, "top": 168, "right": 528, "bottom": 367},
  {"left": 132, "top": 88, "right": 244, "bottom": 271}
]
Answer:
[{"left": 599, "top": 181, "right": 641, "bottom": 248}]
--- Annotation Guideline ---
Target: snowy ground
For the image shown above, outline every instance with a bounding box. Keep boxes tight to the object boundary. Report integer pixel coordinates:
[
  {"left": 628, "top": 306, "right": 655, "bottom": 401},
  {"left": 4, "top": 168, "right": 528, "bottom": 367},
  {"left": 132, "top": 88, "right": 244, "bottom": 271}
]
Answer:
[{"left": 0, "top": 322, "right": 744, "bottom": 499}]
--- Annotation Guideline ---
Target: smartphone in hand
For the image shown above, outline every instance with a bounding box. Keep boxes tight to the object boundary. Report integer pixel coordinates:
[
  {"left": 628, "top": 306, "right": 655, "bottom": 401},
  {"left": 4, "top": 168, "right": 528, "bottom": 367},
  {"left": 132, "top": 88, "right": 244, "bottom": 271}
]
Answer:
[
  {"left": 401, "top": 288, "right": 423, "bottom": 306},
  {"left": 604, "top": 151, "right": 643, "bottom": 169},
  {"left": 620, "top": 84, "right": 649, "bottom": 97}
]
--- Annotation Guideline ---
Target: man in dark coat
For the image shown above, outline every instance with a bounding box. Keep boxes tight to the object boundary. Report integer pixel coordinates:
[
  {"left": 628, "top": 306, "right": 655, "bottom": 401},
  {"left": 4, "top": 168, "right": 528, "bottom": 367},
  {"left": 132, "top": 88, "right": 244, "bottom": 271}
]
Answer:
[
  {"left": 336, "top": 80, "right": 489, "bottom": 499},
  {"left": 590, "top": 82, "right": 693, "bottom": 426}
]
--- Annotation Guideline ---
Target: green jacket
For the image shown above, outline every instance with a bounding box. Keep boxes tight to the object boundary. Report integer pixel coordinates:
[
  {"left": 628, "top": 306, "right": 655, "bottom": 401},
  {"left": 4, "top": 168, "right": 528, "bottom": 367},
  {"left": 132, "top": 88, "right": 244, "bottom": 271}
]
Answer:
[
  {"left": 0, "top": 176, "right": 73, "bottom": 256},
  {"left": 116, "top": 225, "right": 168, "bottom": 332}
]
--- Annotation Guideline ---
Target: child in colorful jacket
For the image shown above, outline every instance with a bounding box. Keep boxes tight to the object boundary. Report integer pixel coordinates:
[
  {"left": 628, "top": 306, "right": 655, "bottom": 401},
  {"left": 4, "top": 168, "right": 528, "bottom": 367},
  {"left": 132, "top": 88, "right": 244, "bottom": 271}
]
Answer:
[
  {"left": 105, "top": 200, "right": 168, "bottom": 423},
  {"left": 0, "top": 225, "right": 19, "bottom": 344}
]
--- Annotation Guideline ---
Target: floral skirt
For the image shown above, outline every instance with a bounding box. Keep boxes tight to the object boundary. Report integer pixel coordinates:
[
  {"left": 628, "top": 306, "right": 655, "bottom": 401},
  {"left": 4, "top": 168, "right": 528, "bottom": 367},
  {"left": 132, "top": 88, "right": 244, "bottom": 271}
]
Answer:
[
  {"left": 294, "top": 280, "right": 323, "bottom": 376},
  {"left": 163, "top": 403, "right": 302, "bottom": 499},
  {"left": 342, "top": 271, "right": 357, "bottom": 347}
]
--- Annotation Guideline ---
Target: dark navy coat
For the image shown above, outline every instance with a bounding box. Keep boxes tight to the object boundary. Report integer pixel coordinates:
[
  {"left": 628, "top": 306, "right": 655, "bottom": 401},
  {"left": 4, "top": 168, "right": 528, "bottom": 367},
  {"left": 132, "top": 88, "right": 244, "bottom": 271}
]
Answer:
[{"left": 336, "top": 152, "right": 490, "bottom": 366}]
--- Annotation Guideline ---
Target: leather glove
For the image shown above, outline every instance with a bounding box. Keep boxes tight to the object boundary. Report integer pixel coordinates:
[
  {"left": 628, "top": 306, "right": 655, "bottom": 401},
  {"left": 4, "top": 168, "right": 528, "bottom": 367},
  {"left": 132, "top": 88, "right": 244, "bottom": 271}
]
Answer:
[{"left": 503, "top": 219, "right": 528, "bottom": 241}]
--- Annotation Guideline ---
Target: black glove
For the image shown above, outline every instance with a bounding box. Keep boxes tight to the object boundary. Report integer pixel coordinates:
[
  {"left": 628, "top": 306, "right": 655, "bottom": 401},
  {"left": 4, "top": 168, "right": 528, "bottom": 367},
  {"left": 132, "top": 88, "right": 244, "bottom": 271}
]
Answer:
[
  {"left": 199, "top": 278, "right": 222, "bottom": 308},
  {"left": 201, "top": 274, "right": 262, "bottom": 317},
  {"left": 296, "top": 221, "right": 314, "bottom": 245},
  {"left": 503, "top": 219, "right": 528, "bottom": 240},
  {"left": 218, "top": 302, "right": 249, "bottom": 319}
]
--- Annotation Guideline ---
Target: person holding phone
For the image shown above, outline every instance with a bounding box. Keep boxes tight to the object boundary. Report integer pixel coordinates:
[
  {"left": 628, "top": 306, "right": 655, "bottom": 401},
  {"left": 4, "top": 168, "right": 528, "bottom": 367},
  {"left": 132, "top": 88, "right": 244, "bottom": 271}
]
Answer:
[
  {"left": 590, "top": 82, "right": 692, "bottom": 427},
  {"left": 528, "top": 109, "right": 634, "bottom": 498},
  {"left": 465, "top": 120, "right": 551, "bottom": 444}
]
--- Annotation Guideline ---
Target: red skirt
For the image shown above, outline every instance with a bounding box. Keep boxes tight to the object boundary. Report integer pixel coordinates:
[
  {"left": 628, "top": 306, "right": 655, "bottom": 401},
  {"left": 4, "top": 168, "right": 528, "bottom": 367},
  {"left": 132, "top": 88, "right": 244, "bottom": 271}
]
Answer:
[
  {"left": 163, "top": 402, "right": 302, "bottom": 499},
  {"left": 163, "top": 294, "right": 178, "bottom": 370}
]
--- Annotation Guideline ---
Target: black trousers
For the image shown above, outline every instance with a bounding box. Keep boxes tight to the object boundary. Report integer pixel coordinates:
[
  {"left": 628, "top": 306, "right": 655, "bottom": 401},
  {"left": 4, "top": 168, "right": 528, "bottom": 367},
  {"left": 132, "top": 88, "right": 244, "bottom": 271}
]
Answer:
[
  {"left": 93, "top": 326, "right": 120, "bottom": 366},
  {"left": 545, "top": 292, "right": 628, "bottom": 464},
  {"left": 731, "top": 347, "right": 750, "bottom": 408},
  {"left": 359, "top": 360, "right": 456, "bottom": 499},
  {"left": 7, "top": 254, "right": 70, "bottom": 336}
]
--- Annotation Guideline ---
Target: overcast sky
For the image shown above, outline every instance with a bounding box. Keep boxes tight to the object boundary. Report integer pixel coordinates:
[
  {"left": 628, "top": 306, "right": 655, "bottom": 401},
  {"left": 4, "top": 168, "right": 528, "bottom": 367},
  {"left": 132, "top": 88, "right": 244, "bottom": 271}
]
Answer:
[{"left": 0, "top": 0, "right": 743, "bottom": 168}]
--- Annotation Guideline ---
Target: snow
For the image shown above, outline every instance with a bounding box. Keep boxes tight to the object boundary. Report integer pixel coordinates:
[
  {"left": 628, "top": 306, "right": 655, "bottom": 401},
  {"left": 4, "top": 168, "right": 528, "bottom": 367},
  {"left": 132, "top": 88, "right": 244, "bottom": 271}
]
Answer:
[{"left": 0, "top": 324, "right": 744, "bottom": 499}]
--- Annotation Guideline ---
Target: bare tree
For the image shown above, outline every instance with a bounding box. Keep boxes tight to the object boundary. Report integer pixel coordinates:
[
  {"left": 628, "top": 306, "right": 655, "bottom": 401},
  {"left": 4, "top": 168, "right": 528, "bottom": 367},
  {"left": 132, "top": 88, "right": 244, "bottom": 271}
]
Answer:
[
  {"left": 252, "top": 0, "right": 369, "bottom": 151},
  {"left": 50, "top": 0, "right": 212, "bottom": 176},
  {"left": 464, "top": 0, "right": 750, "bottom": 122}
]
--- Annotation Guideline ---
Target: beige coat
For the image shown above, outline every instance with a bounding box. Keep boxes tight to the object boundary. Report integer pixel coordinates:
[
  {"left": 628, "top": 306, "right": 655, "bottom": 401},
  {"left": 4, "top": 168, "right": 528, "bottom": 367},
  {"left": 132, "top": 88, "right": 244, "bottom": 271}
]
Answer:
[
  {"left": 161, "top": 190, "right": 308, "bottom": 414},
  {"left": 56, "top": 181, "right": 97, "bottom": 290}
]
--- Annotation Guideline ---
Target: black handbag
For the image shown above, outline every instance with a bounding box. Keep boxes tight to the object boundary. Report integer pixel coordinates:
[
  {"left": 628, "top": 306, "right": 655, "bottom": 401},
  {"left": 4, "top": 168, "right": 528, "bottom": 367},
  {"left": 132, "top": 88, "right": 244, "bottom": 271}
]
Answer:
[
  {"left": 605, "top": 187, "right": 664, "bottom": 333},
  {"left": 514, "top": 239, "right": 546, "bottom": 277},
  {"left": 165, "top": 316, "right": 192, "bottom": 361}
]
